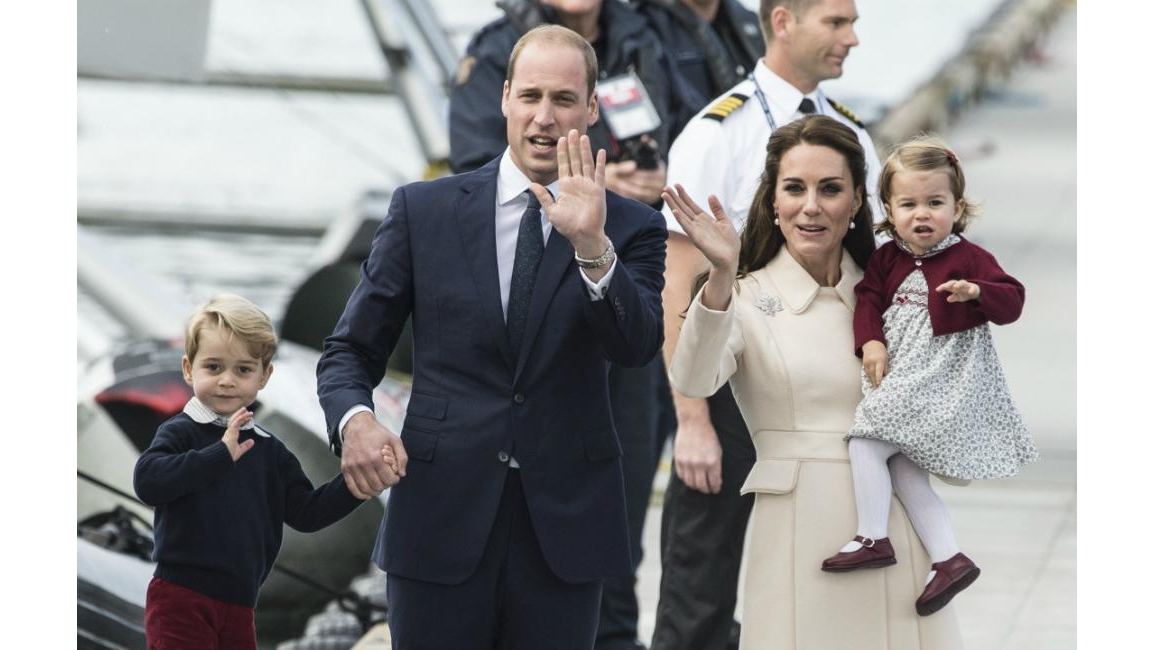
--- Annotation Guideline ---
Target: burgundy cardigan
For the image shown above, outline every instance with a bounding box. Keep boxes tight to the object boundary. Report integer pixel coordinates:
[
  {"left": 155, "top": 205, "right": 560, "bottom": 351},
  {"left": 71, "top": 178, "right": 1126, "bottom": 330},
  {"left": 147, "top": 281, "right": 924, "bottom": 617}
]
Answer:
[{"left": 853, "top": 236, "right": 1025, "bottom": 356}]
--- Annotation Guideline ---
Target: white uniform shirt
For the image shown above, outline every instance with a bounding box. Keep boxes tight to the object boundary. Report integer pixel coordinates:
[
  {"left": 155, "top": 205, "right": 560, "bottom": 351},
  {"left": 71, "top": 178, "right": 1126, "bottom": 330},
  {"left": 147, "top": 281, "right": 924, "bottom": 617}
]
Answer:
[{"left": 663, "top": 59, "right": 883, "bottom": 237}]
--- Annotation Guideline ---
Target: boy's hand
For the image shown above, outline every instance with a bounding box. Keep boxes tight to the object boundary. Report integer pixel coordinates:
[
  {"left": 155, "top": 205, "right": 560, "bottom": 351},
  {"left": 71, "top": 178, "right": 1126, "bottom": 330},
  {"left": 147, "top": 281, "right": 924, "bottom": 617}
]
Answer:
[
  {"left": 341, "top": 411, "right": 407, "bottom": 499},
  {"left": 223, "top": 408, "right": 256, "bottom": 461},
  {"left": 381, "top": 444, "right": 400, "bottom": 477}
]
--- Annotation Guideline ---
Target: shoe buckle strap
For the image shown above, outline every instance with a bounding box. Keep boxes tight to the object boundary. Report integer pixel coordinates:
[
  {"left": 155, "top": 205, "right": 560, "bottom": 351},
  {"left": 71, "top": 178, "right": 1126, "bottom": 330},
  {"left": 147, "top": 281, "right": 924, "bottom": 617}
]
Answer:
[{"left": 854, "top": 535, "right": 876, "bottom": 548}]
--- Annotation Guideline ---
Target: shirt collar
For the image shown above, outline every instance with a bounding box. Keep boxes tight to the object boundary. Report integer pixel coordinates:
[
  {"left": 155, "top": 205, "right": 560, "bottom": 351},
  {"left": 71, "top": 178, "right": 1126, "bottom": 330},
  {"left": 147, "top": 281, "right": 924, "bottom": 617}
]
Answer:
[
  {"left": 183, "top": 396, "right": 268, "bottom": 436},
  {"left": 497, "top": 147, "right": 562, "bottom": 207},
  {"left": 894, "top": 233, "right": 961, "bottom": 259},
  {"left": 759, "top": 247, "right": 860, "bottom": 314},
  {"left": 753, "top": 60, "right": 824, "bottom": 121}
]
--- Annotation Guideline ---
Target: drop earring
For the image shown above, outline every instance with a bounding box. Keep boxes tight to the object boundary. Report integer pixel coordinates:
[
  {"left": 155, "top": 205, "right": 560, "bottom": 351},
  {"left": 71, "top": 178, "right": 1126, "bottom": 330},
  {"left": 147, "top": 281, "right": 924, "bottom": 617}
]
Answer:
[
  {"left": 774, "top": 209, "right": 780, "bottom": 227},
  {"left": 849, "top": 220, "right": 856, "bottom": 230}
]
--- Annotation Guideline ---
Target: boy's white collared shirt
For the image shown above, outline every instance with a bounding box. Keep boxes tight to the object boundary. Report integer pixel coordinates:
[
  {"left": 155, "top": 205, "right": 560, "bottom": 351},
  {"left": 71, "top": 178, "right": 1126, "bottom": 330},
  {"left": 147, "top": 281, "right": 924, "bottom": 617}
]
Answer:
[{"left": 183, "top": 396, "right": 270, "bottom": 437}]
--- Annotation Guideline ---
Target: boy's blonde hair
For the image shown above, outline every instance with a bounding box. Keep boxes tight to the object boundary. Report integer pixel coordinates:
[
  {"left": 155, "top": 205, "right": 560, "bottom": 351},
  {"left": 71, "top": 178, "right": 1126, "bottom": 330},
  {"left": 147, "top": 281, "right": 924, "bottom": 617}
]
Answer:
[
  {"left": 876, "top": 133, "right": 979, "bottom": 238},
  {"left": 185, "top": 294, "right": 278, "bottom": 366}
]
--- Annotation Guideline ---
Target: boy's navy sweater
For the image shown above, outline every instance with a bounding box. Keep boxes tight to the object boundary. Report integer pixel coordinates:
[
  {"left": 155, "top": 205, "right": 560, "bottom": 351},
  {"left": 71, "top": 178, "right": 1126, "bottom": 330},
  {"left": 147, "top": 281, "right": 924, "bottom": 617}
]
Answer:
[{"left": 133, "top": 412, "right": 363, "bottom": 607}]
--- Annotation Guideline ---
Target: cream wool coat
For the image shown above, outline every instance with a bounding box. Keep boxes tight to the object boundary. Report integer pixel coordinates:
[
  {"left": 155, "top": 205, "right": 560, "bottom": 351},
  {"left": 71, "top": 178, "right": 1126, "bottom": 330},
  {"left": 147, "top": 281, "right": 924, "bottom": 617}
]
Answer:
[{"left": 671, "top": 250, "right": 963, "bottom": 650}]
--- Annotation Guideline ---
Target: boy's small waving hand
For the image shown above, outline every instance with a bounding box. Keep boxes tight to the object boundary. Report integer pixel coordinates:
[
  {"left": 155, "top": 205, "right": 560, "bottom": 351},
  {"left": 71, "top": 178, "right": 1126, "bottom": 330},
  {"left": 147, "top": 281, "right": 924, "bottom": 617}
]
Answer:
[{"left": 223, "top": 408, "right": 256, "bottom": 461}]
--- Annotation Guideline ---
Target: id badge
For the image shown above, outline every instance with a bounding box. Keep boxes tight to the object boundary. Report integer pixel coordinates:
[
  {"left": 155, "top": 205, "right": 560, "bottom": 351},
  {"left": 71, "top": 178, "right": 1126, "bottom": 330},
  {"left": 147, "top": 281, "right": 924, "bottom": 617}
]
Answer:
[{"left": 597, "top": 71, "right": 662, "bottom": 140}]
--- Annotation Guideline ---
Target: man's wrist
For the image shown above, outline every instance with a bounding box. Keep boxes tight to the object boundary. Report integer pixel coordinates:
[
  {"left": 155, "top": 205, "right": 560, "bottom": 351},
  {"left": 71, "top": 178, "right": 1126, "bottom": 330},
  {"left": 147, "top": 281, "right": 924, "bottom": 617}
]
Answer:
[{"left": 570, "top": 237, "right": 614, "bottom": 267}]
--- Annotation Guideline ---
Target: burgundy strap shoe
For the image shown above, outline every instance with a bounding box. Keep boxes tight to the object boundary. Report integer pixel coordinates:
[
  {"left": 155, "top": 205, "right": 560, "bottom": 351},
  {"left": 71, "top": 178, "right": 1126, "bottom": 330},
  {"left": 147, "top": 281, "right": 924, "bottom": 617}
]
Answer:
[
  {"left": 821, "top": 536, "right": 897, "bottom": 572},
  {"left": 916, "top": 552, "right": 980, "bottom": 616}
]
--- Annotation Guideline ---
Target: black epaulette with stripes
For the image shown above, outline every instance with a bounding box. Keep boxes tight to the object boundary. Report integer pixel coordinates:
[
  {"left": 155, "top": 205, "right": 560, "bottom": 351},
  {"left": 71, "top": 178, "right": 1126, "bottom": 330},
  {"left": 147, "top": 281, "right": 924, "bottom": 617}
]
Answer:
[
  {"left": 826, "top": 98, "right": 865, "bottom": 128},
  {"left": 703, "top": 93, "right": 749, "bottom": 122}
]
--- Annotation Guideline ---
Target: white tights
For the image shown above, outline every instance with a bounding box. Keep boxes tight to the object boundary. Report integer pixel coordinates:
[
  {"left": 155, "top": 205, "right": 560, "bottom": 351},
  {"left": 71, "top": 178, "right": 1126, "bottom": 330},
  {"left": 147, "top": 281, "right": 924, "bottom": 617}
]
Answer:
[{"left": 845, "top": 437, "right": 959, "bottom": 563}]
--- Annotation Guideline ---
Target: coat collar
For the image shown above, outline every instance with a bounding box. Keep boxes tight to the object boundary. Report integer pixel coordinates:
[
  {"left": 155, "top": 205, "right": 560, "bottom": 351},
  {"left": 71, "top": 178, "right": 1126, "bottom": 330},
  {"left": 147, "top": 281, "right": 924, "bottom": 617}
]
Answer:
[{"left": 753, "top": 248, "right": 860, "bottom": 314}]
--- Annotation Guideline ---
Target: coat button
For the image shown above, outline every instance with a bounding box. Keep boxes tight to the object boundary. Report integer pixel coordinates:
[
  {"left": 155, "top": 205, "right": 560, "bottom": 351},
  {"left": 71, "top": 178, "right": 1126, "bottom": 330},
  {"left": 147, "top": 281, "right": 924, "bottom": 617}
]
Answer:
[
  {"left": 513, "top": 393, "right": 525, "bottom": 404},
  {"left": 498, "top": 451, "right": 510, "bottom": 463}
]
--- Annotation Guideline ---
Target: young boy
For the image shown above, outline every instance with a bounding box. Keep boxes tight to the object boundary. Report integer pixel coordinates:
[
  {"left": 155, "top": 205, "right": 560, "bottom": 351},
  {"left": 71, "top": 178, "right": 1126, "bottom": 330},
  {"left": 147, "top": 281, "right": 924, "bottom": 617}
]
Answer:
[{"left": 133, "top": 294, "right": 367, "bottom": 649}]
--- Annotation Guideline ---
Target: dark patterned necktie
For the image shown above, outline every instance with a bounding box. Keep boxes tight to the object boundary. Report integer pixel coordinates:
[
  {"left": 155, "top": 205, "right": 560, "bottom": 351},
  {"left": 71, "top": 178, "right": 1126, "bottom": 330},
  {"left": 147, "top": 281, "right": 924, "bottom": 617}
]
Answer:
[
  {"left": 798, "top": 98, "right": 816, "bottom": 114},
  {"left": 506, "top": 190, "right": 544, "bottom": 354}
]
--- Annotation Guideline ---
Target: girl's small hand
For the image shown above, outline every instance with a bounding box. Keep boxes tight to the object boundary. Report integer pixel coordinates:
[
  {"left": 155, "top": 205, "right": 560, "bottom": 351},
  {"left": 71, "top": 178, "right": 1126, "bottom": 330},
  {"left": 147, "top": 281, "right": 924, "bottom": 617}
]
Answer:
[
  {"left": 936, "top": 279, "right": 981, "bottom": 303},
  {"left": 862, "top": 340, "right": 888, "bottom": 388},
  {"left": 223, "top": 408, "right": 255, "bottom": 461}
]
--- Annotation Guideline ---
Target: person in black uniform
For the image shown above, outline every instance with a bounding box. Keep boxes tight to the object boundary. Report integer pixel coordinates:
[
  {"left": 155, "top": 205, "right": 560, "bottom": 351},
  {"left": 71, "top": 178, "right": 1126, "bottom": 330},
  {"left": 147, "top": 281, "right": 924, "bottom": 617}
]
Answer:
[{"left": 632, "top": 0, "right": 764, "bottom": 130}]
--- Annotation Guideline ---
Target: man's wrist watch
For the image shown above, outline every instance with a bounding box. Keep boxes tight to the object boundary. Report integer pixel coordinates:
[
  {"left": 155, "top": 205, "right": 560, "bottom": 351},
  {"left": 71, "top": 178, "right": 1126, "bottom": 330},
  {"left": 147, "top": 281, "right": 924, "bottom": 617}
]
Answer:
[{"left": 575, "top": 240, "right": 615, "bottom": 269}]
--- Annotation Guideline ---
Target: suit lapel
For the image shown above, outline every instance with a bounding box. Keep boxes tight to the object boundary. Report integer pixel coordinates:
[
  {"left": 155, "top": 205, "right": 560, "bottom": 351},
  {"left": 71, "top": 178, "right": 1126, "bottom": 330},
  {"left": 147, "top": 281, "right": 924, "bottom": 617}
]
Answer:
[
  {"left": 455, "top": 160, "right": 514, "bottom": 371},
  {"left": 513, "top": 227, "right": 574, "bottom": 382}
]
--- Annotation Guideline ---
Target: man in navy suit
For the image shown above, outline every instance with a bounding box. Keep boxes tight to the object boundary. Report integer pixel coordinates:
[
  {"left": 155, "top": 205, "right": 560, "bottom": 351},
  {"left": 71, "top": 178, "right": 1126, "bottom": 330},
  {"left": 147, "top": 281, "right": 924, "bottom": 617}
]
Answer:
[{"left": 316, "top": 24, "right": 667, "bottom": 649}]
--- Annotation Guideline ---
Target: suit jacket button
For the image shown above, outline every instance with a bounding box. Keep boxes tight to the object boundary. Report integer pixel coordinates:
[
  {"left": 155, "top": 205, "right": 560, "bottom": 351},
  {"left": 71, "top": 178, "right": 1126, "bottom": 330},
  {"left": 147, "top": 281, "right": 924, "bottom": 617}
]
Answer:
[
  {"left": 498, "top": 451, "right": 510, "bottom": 463},
  {"left": 513, "top": 393, "right": 525, "bottom": 404}
]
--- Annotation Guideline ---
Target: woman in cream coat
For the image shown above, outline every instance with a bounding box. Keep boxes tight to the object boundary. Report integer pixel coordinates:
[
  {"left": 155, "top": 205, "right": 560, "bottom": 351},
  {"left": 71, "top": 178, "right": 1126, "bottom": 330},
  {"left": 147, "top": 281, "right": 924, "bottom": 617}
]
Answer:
[{"left": 662, "top": 115, "right": 963, "bottom": 649}]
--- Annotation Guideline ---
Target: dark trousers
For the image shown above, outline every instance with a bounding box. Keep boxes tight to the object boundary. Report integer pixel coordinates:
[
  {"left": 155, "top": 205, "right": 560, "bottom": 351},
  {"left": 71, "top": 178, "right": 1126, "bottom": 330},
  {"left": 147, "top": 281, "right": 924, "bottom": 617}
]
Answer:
[
  {"left": 651, "top": 383, "right": 755, "bottom": 650},
  {"left": 387, "top": 469, "right": 603, "bottom": 649},
  {"left": 596, "top": 357, "right": 675, "bottom": 650},
  {"left": 144, "top": 577, "right": 256, "bottom": 650}
]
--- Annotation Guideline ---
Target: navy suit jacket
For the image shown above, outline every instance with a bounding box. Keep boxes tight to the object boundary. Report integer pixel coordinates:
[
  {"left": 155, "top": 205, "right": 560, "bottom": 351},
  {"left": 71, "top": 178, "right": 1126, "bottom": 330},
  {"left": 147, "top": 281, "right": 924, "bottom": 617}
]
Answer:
[{"left": 316, "top": 156, "right": 667, "bottom": 585}]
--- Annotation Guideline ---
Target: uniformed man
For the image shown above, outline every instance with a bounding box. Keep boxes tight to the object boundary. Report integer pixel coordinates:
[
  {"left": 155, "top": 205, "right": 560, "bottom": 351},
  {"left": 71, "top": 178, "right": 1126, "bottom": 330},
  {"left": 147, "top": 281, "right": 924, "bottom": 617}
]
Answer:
[
  {"left": 653, "top": 2, "right": 882, "bottom": 649},
  {"left": 662, "top": 1, "right": 881, "bottom": 234}
]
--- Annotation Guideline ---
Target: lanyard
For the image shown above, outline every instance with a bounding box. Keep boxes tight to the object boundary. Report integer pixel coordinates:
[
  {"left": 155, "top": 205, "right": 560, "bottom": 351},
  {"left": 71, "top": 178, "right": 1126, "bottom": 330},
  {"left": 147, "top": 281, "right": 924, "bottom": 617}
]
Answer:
[{"left": 748, "top": 72, "right": 824, "bottom": 130}]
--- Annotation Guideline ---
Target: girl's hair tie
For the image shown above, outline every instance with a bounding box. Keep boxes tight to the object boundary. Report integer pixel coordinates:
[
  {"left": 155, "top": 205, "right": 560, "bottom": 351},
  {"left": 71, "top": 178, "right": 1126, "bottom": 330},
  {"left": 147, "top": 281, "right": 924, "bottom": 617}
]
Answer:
[{"left": 945, "top": 149, "right": 959, "bottom": 166}]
